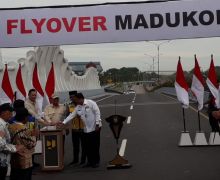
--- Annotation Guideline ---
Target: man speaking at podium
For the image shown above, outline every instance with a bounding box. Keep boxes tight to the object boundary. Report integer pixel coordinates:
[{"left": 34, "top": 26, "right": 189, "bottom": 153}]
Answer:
[{"left": 59, "top": 93, "right": 102, "bottom": 168}]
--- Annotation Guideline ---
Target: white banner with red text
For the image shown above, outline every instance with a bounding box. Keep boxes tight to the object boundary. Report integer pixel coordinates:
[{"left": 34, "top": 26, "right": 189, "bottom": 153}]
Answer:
[{"left": 0, "top": 0, "right": 220, "bottom": 47}]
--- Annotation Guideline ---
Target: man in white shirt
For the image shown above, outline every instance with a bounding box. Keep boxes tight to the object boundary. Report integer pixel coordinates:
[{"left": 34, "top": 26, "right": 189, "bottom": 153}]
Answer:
[
  {"left": 0, "top": 103, "right": 24, "bottom": 180},
  {"left": 61, "top": 93, "right": 102, "bottom": 168}
]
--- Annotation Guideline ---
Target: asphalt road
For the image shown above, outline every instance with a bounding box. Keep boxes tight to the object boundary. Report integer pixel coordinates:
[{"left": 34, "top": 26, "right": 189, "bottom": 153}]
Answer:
[{"left": 32, "top": 86, "right": 220, "bottom": 180}]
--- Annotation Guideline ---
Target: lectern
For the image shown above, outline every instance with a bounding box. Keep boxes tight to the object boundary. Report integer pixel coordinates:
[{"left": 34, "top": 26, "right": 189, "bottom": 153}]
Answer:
[{"left": 40, "top": 126, "right": 64, "bottom": 171}]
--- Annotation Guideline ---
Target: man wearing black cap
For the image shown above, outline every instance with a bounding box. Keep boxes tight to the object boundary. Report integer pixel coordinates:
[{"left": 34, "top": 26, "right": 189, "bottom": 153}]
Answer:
[
  {"left": 0, "top": 103, "right": 24, "bottom": 180},
  {"left": 61, "top": 93, "right": 102, "bottom": 168},
  {"left": 68, "top": 91, "right": 86, "bottom": 165},
  {"left": 11, "top": 99, "right": 38, "bottom": 167}
]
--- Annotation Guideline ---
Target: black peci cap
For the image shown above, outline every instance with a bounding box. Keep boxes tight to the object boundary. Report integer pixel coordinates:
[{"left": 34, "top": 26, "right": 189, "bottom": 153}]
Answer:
[
  {"left": 75, "top": 93, "right": 84, "bottom": 99},
  {"left": 69, "top": 91, "right": 77, "bottom": 96},
  {"left": 13, "top": 99, "right": 25, "bottom": 110},
  {"left": 0, "top": 103, "right": 14, "bottom": 114},
  {"left": 15, "top": 107, "right": 30, "bottom": 122},
  {"left": 15, "top": 107, "right": 29, "bottom": 116}
]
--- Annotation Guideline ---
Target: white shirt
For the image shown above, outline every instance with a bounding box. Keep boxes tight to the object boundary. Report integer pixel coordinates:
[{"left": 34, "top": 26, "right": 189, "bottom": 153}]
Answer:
[
  {"left": 0, "top": 118, "right": 17, "bottom": 167},
  {"left": 63, "top": 99, "right": 102, "bottom": 133}
]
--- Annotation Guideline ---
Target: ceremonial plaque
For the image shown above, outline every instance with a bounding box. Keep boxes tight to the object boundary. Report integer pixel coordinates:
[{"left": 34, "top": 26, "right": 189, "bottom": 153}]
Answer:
[{"left": 40, "top": 127, "right": 64, "bottom": 171}]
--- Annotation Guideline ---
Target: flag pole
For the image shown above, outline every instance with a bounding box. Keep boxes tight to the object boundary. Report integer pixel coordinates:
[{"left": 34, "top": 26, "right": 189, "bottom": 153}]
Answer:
[
  {"left": 213, "top": 132, "right": 216, "bottom": 144},
  {"left": 197, "top": 110, "right": 201, "bottom": 132},
  {"left": 114, "top": 99, "right": 117, "bottom": 115},
  {"left": 114, "top": 99, "right": 119, "bottom": 154},
  {"left": 182, "top": 107, "right": 186, "bottom": 132}
]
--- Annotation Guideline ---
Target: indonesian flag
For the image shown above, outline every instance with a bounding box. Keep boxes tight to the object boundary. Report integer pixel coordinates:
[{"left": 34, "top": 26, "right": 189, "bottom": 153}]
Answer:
[
  {"left": 16, "top": 64, "right": 26, "bottom": 101},
  {"left": 45, "top": 62, "right": 55, "bottom": 101},
  {"left": 206, "top": 55, "right": 219, "bottom": 108},
  {"left": 32, "top": 63, "right": 44, "bottom": 115},
  {"left": 0, "top": 64, "right": 14, "bottom": 104},
  {"left": 191, "top": 55, "right": 205, "bottom": 111},
  {"left": 175, "top": 57, "right": 189, "bottom": 108}
]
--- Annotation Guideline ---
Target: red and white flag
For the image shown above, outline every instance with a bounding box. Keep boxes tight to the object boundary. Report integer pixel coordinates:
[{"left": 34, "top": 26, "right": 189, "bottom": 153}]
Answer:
[
  {"left": 206, "top": 55, "right": 220, "bottom": 108},
  {"left": 191, "top": 55, "right": 205, "bottom": 111},
  {"left": 0, "top": 64, "right": 14, "bottom": 104},
  {"left": 45, "top": 62, "right": 55, "bottom": 101},
  {"left": 175, "top": 57, "right": 189, "bottom": 108},
  {"left": 32, "top": 63, "right": 45, "bottom": 115},
  {"left": 16, "top": 64, "right": 26, "bottom": 101}
]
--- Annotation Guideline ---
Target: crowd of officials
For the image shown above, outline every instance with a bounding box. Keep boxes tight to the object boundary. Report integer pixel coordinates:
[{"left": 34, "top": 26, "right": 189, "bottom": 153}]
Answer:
[{"left": 0, "top": 89, "right": 102, "bottom": 180}]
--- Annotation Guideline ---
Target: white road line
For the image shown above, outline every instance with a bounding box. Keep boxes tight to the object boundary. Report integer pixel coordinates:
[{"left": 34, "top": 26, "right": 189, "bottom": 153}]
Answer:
[
  {"left": 161, "top": 93, "right": 208, "bottom": 120},
  {"left": 132, "top": 100, "right": 135, "bottom": 103},
  {"left": 188, "top": 105, "right": 208, "bottom": 120},
  {"left": 96, "top": 95, "right": 115, "bottom": 103},
  {"left": 119, "top": 139, "right": 127, "bottom": 156},
  {"left": 127, "top": 116, "right": 131, "bottom": 124},
  {"left": 130, "top": 105, "right": 133, "bottom": 110},
  {"left": 133, "top": 94, "right": 136, "bottom": 101},
  {"left": 99, "top": 102, "right": 178, "bottom": 108}
]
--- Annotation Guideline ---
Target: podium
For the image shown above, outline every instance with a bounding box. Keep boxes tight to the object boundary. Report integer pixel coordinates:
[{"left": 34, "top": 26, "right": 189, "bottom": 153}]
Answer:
[{"left": 40, "top": 126, "right": 64, "bottom": 171}]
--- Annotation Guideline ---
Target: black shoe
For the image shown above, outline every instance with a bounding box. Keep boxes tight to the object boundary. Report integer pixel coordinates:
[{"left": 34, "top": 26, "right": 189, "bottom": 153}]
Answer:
[
  {"left": 91, "top": 164, "right": 100, "bottom": 168},
  {"left": 33, "top": 162, "right": 40, "bottom": 167},
  {"left": 69, "top": 160, "right": 79, "bottom": 165},
  {"left": 82, "top": 163, "right": 91, "bottom": 168},
  {"left": 80, "top": 161, "right": 85, "bottom": 165}
]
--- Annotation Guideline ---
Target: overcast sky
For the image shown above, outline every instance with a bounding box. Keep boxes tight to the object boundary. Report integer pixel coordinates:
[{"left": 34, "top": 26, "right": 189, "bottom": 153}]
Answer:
[{"left": 1, "top": 0, "right": 220, "bottom": 73}]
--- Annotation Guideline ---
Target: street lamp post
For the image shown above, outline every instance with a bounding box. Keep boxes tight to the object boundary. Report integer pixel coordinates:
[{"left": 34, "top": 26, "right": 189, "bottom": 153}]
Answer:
[
  {"left": 144, "top": 53, "right": 156, "bottom": 73},
  {"left": 146, "top": 40, "right": 171, "bottom": 82}
]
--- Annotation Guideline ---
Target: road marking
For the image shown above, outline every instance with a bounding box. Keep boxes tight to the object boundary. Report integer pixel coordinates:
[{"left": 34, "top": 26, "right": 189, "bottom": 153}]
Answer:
[
  {"left": 130, "top": 105, "right": 133, "bottom": 110},
  {"left": 96, "top": 95, "right": 115, "bottom": 102},
  {"left": 132, "top": 100, "right": 135, "bottom": 103},
  {"left": 127, "top": 116, "right": 131, "bottom": 124},
  {"left": 188, "top": 105, "right": 208, "bottom": 120},
  {"left": 133, "top": 94, "right": 136, "bottom": 101},
  {"left": 99, "top": 102, "right": 179, "bottom": 108},
  {"left": 119, "top": 139, "right": 127, "bottom": 156},
  {"left": 161, "top": 93, "right": 208, "bottom": 120}
]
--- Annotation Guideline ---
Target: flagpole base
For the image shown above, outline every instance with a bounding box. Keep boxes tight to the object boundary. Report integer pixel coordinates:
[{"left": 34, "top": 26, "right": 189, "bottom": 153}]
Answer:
[
  {"left": 107, "top": 154, "right": 132, "bottom": 169},
  {"left": 179, "top": 131, "right": 193, "bottom": 146},
  {"left": 193, "top": 131, "right": 208, "bottom": 146},
  {"left": 209, "top": 132, "right": 220, "bottom": 145}
]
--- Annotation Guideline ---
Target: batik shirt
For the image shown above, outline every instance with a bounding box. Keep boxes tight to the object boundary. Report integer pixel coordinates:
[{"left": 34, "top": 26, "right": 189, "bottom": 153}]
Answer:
[
  {"left": 9, "top": 122, "right": 36, "bottom": 169},
  {"left": 0, "top": 118, "right": 17, "bottom": 167}
]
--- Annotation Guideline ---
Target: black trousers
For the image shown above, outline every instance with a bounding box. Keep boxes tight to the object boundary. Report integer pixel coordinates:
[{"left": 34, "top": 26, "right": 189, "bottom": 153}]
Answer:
[
  {"left": 10, "top": 167, "right": 32, "bottom": 180},
  {"left": 0, "top": 166, "right": 8, "bottom": 180},
  {"left": 84, "top": 130, "right": 101, "bottom": 166},
  {"left": 71, "top": 130, "right": 86, "bottom": 162},
  {"left": 209, "top": 115, "right": 220, "bottom": 132}
]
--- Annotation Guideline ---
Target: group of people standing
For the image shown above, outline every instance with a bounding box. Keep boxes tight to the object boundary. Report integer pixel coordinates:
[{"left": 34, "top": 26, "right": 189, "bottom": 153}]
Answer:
[
  {"left": 0, "top": 102, "right": 37, "bottom": 180},
  {"left": 0, "top": 88, "right": 102, "bottom": 180}
]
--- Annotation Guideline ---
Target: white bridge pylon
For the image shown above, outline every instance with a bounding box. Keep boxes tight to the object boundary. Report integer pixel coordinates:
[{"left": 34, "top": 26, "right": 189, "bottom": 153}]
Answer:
[{"left": 0, "top": 46, "right": 101, "bottom": 93}]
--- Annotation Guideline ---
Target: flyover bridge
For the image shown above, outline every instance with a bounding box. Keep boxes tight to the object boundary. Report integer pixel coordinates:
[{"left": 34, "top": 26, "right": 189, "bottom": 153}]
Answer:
[{"left": 33, "top": 85, "right": 219, "bottom": 180}]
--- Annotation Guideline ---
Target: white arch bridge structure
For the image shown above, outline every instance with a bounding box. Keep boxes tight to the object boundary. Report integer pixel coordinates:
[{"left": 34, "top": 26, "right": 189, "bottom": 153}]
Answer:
[{"left": 0, "top": 46, "right": 101, "bottom": 93}]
